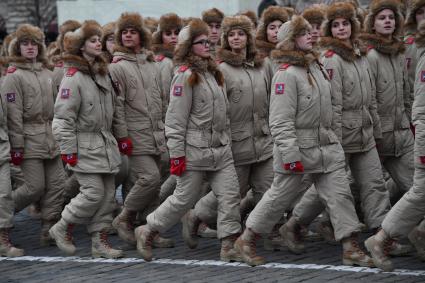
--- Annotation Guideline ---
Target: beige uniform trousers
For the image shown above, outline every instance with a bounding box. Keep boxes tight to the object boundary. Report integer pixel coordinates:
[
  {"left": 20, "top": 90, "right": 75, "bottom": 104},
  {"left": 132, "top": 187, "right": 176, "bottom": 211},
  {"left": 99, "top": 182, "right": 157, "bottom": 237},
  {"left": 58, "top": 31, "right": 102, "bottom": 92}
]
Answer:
[
  {"left": 62, "top": 173, "right": 116, "bottom": 233},
  {"left": 13, "top": 157, "right": 64, "bottom": 222},
  {"left": 194, "top": 158, "right": 273, "bottom": 225},
  {"left": 147, "top": 163, "right": 242, "bottom": 239},
  {"left": 123, "top": 154, "right": 161, "bottom": 212},
  {"left": 0, "top": 162, "right": 14, "bottom": 228},
  {"left": 246, "top": 168, "right": 362, "bottom": 241},
  {"left": 293, "top": 148, "right": 390, "bottom": 229},
  {"left": 382, "top": 167, "right": 425, "bottom": 237}
]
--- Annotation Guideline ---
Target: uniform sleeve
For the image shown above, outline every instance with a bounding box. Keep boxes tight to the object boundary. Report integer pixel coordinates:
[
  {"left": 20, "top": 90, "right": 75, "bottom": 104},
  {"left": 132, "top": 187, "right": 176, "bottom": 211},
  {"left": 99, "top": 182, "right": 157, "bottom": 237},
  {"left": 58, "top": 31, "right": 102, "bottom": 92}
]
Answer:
[
  {"left": 1, "top": 74, "right": 24, "bottom": 149},
  {"left": 165, "top": 71, "right": 192, "bottom": 158},
  {"left": 109, "top": 64, "right": 128, "bottom": 139},
  {"left": 413, "top": 60, "right": 425, "bottom": 156},
  {"left": 52, "top": 76, "right": 81, "bottom": 154},
  {"left": 269, "top": 69, "right": 301, "bottom": 164},
  {"left": 322, "top": 55, "right": 343, "bottom": 142}
]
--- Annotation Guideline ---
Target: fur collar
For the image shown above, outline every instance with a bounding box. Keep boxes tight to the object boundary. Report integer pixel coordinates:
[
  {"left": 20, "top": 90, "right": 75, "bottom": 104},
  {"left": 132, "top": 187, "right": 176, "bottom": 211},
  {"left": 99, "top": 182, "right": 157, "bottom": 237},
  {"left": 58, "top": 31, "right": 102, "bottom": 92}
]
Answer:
[
  {"left": 112, "top": 45, "right": 155, "bottom": 62},
  {"left": 174, "top": 54, "right": 224, "bottom": 87},
  {"left": 319, "top": 37, "right": 367, "bottom": 62},
  {"left": 255, "top": 39, "right": 276, "bottom": 58},
  {"left": 152, "top": 43, "right": 175, "bottom": 59},
  {"left": 8, "top": 56, "right": 50, "bottom": 70},
  {"left": 270, "top": 48, "right": 318, "bottom": 68},
  {"left": 216, "top": 48, "right": 263, "bottom": 67},
  {"left": 358, "top": 33, "right": 405, "bottom": 55},
  {"left": 61, "top": 54, "right": 108, "bottom": 76}
]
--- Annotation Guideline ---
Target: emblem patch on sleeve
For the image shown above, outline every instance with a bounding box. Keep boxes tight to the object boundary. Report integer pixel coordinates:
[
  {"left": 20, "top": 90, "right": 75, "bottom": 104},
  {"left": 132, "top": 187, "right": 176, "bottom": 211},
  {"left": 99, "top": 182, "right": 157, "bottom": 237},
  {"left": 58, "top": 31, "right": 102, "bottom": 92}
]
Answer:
[
  {"left": 421, "top": 71, "right": 425, "bottom": 83},
  {"left": 275, "top": 83, "right": 285, "bottom": 95},
  {"left": 173, "top": 85, "right": 183, "bottom": 96},
  {"left": 326, "top": 69, "right": 333, "bottom": 80},
  {"left": 61, "top": 88, "right": 71, "bottom": 99},
  {"left": 6, "top": 93, "right": 15, "bottom": 102}
]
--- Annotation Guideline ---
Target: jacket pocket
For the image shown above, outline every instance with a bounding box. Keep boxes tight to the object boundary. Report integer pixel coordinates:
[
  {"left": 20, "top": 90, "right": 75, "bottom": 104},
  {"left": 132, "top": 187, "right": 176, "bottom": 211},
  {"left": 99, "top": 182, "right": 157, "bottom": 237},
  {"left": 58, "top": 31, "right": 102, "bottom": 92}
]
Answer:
[
  {"left": 186, "top": 131, "right": 209, "bottom": 148},
  {"left": 380, "top": 115, "right": 394, "bottom": 133},
  {"left": 78, "top": 134, "right": 104, "bottom": 150}
]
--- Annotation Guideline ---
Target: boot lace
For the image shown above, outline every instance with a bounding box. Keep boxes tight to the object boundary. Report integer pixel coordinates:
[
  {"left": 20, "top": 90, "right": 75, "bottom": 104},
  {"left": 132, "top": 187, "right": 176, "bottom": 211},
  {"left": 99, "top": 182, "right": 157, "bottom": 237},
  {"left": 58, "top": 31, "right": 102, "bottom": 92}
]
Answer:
[
  {"left": 100, "top": 231, "right": 112, "bottom": 249},
  {"left": 1, "top": 230, "right": 12, "bottom": 247},
  {"left": 350, "top": 238, "right": 366, "bottom": 256},
  {"left": 65, "top": 224, "right": 74, "bottom": 242},
  {"left": 248, "top": 232, "right": 261, "bottom": 256},
  {"left": 146, "top": 231, "right": 158, "bottom": 247},
  {"left": 383, "top": 238, "right": 395, "bottom": 256}
]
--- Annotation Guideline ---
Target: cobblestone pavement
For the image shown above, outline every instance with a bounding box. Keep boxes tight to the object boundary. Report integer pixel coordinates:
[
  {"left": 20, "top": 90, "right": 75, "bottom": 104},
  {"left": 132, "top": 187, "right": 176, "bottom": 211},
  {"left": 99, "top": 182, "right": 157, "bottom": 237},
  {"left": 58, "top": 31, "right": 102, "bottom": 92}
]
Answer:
[{"left": 2, "top": 210, "right": 425, "bottom": 283}]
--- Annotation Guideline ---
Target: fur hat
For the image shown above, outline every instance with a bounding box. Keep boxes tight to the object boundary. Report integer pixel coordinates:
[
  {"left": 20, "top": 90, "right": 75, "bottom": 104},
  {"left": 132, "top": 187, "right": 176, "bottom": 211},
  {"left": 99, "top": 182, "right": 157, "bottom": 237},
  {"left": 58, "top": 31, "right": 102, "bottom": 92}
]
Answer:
[
  {"left": 237, "top": 10, "right": 258, "bottom": 27},
  {"left": 220, "top": 15, "right": 257, "bottom": 59},
  {"left": 405, "top": 0, "right": 425, "bottom": 33},
  {"left": 152, "top": 13, "right": 183, "bottom": 45},
  {"left": 57, "top": 20, "right": 81, "bottom": 53},
  {"left": 202, "top": 8, "right": 224, "bottom": 24},
  {"left": 276, "top": 15, "right": 311, "bottom": 50},
  {"left": 256, "top": 6, "right": 289, "bottom": 43},
  {"left": 174, "top": 18, "right": 209, "bottom": 62},
  {"left": 1, "top": 32, "right": 15, "bottom": 57},
  {"left": 63, "top": 20, "right": 102, "bottom": 55},
  {"left": 364, "top": 0, "right": 404, "bottom": 36},
  {"left": 144, "top": 17, "right": 159, "bottom": 33},
  {"left": 115, "top": 12, "right": 152, "bottom": 51},
  {"left": 101, "top": 21, "right": 116, "bottom": 51},
  {"left": 322, "top": 2, "right": 361, "bottom": 38},
  {"left": 9, "top": 24, "right": 46, "bottom": 60},
  {"left": 302, "top": 5, "right": 326, "bottom": 26}
]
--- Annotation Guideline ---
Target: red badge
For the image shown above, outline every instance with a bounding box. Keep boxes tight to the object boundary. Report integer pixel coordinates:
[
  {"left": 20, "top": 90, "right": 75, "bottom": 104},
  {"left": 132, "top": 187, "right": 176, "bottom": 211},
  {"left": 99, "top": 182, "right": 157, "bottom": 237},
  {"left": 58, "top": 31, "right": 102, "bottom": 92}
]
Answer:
[
  {"left": 421, "top": 71, "right": 425, "bottom": 83},
  {"left": 173, "top": 85, "right": 183, "bottom": 96},
  {"left": 6, "top": 93, "right": 15, "bottom": 102},
  {"left": 405, "top": 37, "right": 415, "bottom": 45},
  {"left": 155, "top": 54, "right": 165, "bottom": 62},
  {"left": 55, "top": 61, "right": 64, "bottom": 68},
  {"left": 61, "top": 88, "right": 71, "bottom": 99},
  {"left": 280, "top": 63, "right": 291, "bottom": 70},
  {"left": 178, "top": 65, "right": 189, "bottom": 73},
  {"left": 406, "top": 58, "right": 412, "bottom": 69},
  {"left": 326, "top": 69, "right": 333, "bottom": 80},
  {"left": 7, "top": 66, "right": 16, "bottom": 74},
  {"left": 275, "top": 83, "right": 285, "bottom": 95},
  {"left": 66, "top": 67, "right": 78, "bottom": 77},
  {"left": 367, "top": 45, "right": 374, "bottom": 52},
  {"left": 325, "top": 50, "right": 335, "bottom": 58}
]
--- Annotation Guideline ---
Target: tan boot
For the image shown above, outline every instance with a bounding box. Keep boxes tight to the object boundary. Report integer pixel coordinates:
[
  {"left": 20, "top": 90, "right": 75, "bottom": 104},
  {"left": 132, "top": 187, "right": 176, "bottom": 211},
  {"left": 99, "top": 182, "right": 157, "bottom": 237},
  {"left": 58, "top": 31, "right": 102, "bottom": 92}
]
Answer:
[
  {"left": 316, "top": 221, "right": 336, "bottom": 244},
  {"left": 220, "top": 234, "right": 243, "bottom": 262},
  {"left": 181, "top": 210, "right": 200, "bottom": 249},
  {"left": 279, "top": 217, "right": 305, "bottom": 254},
  {"left": 197, "top": 222, "right": 217, "bottom": 238},
  {"left": 408, "top": 226, "right": 425, "bottom": 261},
  {"left": 263, "top": 225, "right": 285, "bottom": 251},
  {"left": 112, "top": 207, "right": 136, "bottom": 245},
  {"left": 40, "top": 221, "right": 55, "bottom": 247},
  {"left": 49, "top": 218, "right": 76, "bottom": 255},
  {"left": 234, "top": 228, "right": 265, "bottom": 266},
  {"left": 387, "top": 239, "right": 413, "bottom": 256},
  {"left": 364, "top": 229, "right": 394, "bottom": 271},
  {"left": 135, "top": 225, "right": 158, "bottom": 262},
  {"left": 343, "top": 234, "right": 375, "bottom": 267},
  {"left": 0, "top": 228, "right": 24, "bottom": 257},
  {"left": 152, "top": 234, "right": 175, "bottom": 248},
  {"left": 91, "top": 230, "right": 124, "bottom": 259}
]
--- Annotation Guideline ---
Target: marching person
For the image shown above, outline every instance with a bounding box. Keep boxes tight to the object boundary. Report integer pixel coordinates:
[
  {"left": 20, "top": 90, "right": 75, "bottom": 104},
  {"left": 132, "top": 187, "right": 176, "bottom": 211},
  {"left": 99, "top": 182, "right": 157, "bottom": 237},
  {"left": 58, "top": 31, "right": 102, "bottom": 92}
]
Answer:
[
  {"left": 134, "top": 19, "right": 242, "bottom": 263},
  {"left": 234, "top": 15, "right": 372, "bottom": 267},
  {"left": 49, "top": 20, "right": 124, "bottom": 259},
  {"left": 201, "top": 8, "right": 224, "bottom": 58}
]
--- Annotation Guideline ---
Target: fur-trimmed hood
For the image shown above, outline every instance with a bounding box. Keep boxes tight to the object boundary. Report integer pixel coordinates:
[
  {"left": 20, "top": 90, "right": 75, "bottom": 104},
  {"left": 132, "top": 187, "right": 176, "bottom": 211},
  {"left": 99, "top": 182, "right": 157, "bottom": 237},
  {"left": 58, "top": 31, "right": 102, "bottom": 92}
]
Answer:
[
  {"left": 216, "top": 48, "right": 263, "bottom": 67},
  {"left": 322, "top": 2, "right": 361, "bottom": 39},
  {"left": 319, "top": 37, "right": 367, "bottom": 61},
  {"left": 7, "top": 57, "right": 45, "bottom": 72},
  {"left": 114, "top": 12, "right": 152, "bottom": 53},
  {"left": 255, "top": 39, "right": 276, "bottom": 58},
  {"left": 202, "top": 8, "right": 224, "bottom": 24},
  {"left": 364, "top": 0, "right": 404, "bottom": 37},
  {"left": 276, "top": 15, "right": 311, "bottom": 51},
  {"left": 405, "top": 0, "right": 425, "bottom": 34},
  {"left": 152, "top": 13, "right": 183, "bottom": 45},
  {"left": 175, "top": 54, "right": 224, "bottom": 87},
  {"left": 256, "top": 6, "right": 289, "bottom": 47},
  {"left": 358, "top": 33, "right": 405, "bottom": 55},
  {"left": 61, "top": 53, "right": 108, "bottom": 76}
]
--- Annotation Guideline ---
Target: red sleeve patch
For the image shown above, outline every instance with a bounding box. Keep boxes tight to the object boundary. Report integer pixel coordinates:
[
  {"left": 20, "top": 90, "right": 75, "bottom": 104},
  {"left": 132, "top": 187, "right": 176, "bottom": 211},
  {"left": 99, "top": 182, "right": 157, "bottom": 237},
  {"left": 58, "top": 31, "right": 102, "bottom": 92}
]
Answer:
[
  {"left": 66, "top": 67, "right": 78, "bottom": 77},
  {"left": 112, "top": 57, "right": 122, "bottom": 63},
  {"left": 326, "top": 69, "right": 333, "bottom": 80},
  {"left": 6, "top": 93, "right": 15, "bottom": 102},
  {"left": 324, "top": 50, "right": 335, "bottom": 58},
  {"left": 279, "top": 63, "right": 291, "bottom": 70},
  {"left": 60, "top": 88, "right": 71, "bottom": 99},
  {"left": 367, "top": 45, "right": 375, "bottom": 52},
  {"left": 275, "top": 83, "right": 285, "bottom": 95},
  {"left": 155, "top": 54, "right": 165, "bottom": 62},
  {"left": 405, "top": 37, "right": 415, "bottom": 45},
  {"left": 172, "top": 85, "right": 183, "bottom": 96},
  {"left": 7, "top": 66, "right": 16, "bottom": 74},
  {"left": 178, "top": 65, "right": 189, "bottom": 73},
  {"left": 55, "top": 61, "right": 64, "bottom": 68}
]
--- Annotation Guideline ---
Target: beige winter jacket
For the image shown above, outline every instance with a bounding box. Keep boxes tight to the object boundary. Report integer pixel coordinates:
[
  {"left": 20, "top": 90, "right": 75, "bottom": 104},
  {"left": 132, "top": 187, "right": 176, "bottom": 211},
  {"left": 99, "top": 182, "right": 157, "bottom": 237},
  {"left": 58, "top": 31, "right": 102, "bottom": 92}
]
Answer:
[
  {"left": 2, "top": 59, "right": 59, "bottom": 159},
  {"left": 0, "top": 86, "right": 10, "bottom": 164},
  {"left": 217, "top": 48, "right": 273, "bottom": 166},
  {"left": 165, "top": 56, "right": 233, "bottom": 171},
  {"left": 53, "top": 55, "right": 123, "bottom": 174},
  {"left": 269, "top": 49, "right": 345, "bottom": 174},
  {"left": 404, "top": 33, "right": 417, "bottom": 99},
  {"left": 109, "top": 48, "right": 166, "bottom": 155},
  {"left": 359, "top": 34, "right": 414, "bottom": 157},
  {"left": 153, "top": 44, "right": 175, "bottom": 113},
  {"left": 319, "top": 37, "right": 381, "bottom": 153}
]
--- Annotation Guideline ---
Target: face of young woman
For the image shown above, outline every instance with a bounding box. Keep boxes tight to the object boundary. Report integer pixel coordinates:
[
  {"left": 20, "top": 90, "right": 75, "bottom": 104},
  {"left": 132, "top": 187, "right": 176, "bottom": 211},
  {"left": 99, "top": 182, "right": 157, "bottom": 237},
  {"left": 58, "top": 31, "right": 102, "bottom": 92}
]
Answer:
[
  {"left": 374, "top": 9, "right": 396, "bottom": 36},
  {"left": 121, "top": 28, "right": 141, "bottom": 49},
  {"left": 162, "top": 29, "right": 179, "bottom": 46},
  {"left": 20, "top": 39, "right": 38, "bottom": 60},
  {"left": 266, "top": 20, "right": 283, "bottom": 43},
  {"left": 228, "top": 28, "right": 247, "bottom": 52},
  {"left": 208, "top": 22, "right": 221, "bottom": 45},
  {"left": 310, "top": 23, "right": 321, "bottom": 44},
  {"left": 416, "top": 6, "right": 425, "bottom": 27},
  {"left": 295, "top": 31, "right": 313, "bottom": 51},
  {"left": 81, "top": 35, "right": 102, "bottom": 57},
  {"left": 331, "top": 18, "right": 352, "bottom": 41},
  {"left": 191, "top": 34, "right": 210, "bottom": 58},
  {"left": 106, "top": 34, "right": 115, "bottom": 54}
]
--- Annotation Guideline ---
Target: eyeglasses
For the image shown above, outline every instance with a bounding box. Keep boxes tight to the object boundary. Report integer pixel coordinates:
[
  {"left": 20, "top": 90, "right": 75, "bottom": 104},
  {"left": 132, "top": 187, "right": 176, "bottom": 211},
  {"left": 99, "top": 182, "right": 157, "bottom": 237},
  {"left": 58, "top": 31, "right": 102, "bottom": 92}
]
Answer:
[{"left": 192, "top": 39, "right": 211, "bottom": 47}]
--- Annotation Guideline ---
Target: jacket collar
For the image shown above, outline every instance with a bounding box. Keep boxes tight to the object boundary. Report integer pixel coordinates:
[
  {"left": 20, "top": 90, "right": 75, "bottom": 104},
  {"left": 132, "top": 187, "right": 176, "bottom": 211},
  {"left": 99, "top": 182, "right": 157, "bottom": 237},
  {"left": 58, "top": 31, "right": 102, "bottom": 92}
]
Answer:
[
  {"left": 61, "top": 54, "right": 108, "bottom": 76},
  {"left": 319, "top": 37, "right": 367, "bottom": 62},
  {"left": 255, "top": 39, "right": 276, "bottom": 58},
  {"left": 216, "top": 48, "right": 263, "bottom": 67},
  {"left": 112, "top": 46, "right": 155, "bottom": 62},
  {"left": 8, "top": 56, "right": 48, "bottom": 71},
  {"left": 358, "top": 33, "right": 405, "bottom": 55},
  {"left": 270, "top": 47, "right": 318, "bottom": 68},
  {"left": 152, "top": 43, "right": 174, "bottom": 59}
]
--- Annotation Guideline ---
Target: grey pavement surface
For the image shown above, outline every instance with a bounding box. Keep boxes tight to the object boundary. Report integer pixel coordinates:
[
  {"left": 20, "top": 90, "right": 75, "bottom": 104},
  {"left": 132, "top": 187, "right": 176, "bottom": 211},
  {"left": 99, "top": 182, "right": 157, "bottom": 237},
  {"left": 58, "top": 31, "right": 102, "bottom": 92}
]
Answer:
[{"left": 2, "top": 210, "right": 425, "bottom": 283}]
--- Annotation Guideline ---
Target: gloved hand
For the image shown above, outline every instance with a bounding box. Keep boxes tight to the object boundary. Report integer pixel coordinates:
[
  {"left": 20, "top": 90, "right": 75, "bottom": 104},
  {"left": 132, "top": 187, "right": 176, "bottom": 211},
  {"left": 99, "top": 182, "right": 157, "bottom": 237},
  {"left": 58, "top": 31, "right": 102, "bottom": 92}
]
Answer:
[
  {"left": 170, "top": 156, "right": 186, "bottom": 176},
  {"left": 118, "top": 137, "right": 133, "bottom": 155},
  {"left": 420, "top": 156, "right": 425, "bottom": 164},
  {"left": 10, "top": 149, "right": 23, "bottom": 166},
  {"left": 411, "top": 123, "right": 415, "bottom": 137},
  {"left": 61, "top": 153, "right": 78, "bottom": 167},
  {"left": 283, "top": 161, "right": 304, "bottom": 172}
]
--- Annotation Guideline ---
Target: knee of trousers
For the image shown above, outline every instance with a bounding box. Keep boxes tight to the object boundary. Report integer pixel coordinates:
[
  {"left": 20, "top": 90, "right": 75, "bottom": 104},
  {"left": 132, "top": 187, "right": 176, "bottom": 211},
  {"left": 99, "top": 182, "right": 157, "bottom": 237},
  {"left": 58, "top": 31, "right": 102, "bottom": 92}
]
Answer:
[
  {"left": 135, "top": 171, "right": 161, "bottom": 192},
  {"left": 81, "top": 188, "right": 105, "bottom": 207}
]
